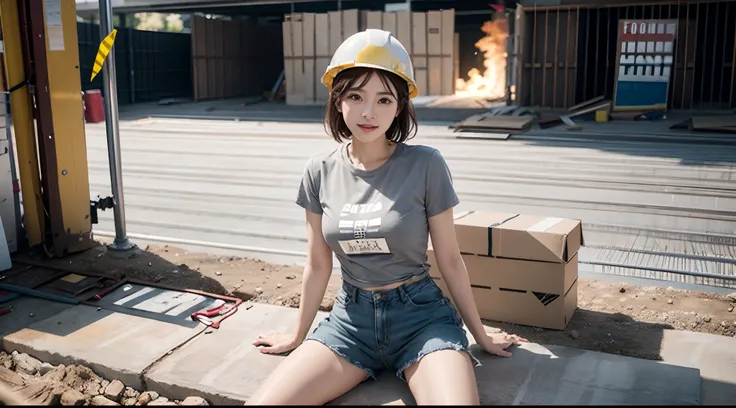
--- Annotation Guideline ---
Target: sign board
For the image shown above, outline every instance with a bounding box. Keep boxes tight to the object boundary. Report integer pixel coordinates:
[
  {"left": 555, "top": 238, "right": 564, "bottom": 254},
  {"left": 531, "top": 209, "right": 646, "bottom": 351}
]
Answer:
[{"left": 612, "top": 19, "right": 677, "bottom": 111}]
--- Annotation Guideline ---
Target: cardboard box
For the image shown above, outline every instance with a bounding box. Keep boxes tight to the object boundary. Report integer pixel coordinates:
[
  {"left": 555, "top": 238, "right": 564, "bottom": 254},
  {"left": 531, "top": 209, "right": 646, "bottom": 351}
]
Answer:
[
  {"left": 427, "top": 249, "right": 578, "bottom": 330},
  {"left": 454, "top": 211, "right": 584, "bottom": 263}
]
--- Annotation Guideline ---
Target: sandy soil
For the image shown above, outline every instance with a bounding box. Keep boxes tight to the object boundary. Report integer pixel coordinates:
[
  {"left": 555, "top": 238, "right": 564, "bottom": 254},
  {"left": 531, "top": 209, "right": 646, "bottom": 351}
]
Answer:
[{"left": 8, "top": 240, "right": 736, "bottom": 362}]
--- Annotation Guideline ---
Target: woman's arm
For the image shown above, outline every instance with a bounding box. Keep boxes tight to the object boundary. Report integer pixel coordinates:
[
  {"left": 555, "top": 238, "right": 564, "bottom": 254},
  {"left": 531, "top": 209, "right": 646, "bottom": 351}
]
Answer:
[
  {"left": 427, "top": 208, "right": 488, "bottom": 342},
  {"left": 428, "top": 208, "right": 525, "bottom": 357},
  {"left": 291, "top": 209, "right": 334, "bottom": 343}
]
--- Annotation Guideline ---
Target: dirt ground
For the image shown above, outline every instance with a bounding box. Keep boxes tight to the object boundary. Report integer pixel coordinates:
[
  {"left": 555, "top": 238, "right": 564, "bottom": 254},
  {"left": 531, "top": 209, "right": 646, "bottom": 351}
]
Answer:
[{"left": 8, "top": 239, "right": 736, "bottom": 362}]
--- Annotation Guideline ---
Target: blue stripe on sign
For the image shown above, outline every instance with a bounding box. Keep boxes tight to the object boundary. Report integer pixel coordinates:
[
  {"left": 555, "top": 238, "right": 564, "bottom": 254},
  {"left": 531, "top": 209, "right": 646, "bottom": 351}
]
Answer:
[{"left": 615, "top": 81, "right": 669, "bottom": 108}]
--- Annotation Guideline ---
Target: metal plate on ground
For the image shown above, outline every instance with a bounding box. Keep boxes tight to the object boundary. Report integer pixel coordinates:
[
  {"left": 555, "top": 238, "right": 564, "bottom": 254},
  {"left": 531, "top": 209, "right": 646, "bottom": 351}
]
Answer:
[
  {"left": 94, "top": 283, "right": 222, "bottom": 328},
  {"left": 455, "top": 132, "right": 511, "bottom": 140}
]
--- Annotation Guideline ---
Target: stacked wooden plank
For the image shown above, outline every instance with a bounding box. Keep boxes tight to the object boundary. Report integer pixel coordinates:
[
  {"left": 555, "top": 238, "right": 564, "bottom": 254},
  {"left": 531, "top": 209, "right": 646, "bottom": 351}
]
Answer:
[
  {"left": 282, "top": 9, "right": 455, "bottom": 106},
  {"left": 689, "top": 116, "right": 736, "bottom": 133},
  {"left": 451, "top": 107, "right": 535, "bottom": 136}
]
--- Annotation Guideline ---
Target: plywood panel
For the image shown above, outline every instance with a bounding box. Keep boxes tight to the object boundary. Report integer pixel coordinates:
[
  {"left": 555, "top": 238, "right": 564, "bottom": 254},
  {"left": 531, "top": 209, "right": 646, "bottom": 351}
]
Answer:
[
  {"left": 427, "top": 11, "right": 442, "bottom": 56},
  {"left": 412, "top": 12, "right": 427, "bottom": 96},
  {"left": 428, "top": 57, "right": 442, "bottom": 95},
  {"left": 382, "top": 12, "right": 397, "bottom": 37},
  {"left": 343, "top": 9, "right": 359, "bottom": 40},
  {"left": 315, "top": 14, "right": 330, "bottom": 58},
  {"left": 329, "top": 11, "right": 342, "bottom": 53},
  {"left": 302, "top": 13, "right": 315, "bottom": 58},
  {"left": 441, "top": 9, "right": 455, "bottom": 95},
  {"left": 396, "top": 11, "right": 412, "bottom": 54}
]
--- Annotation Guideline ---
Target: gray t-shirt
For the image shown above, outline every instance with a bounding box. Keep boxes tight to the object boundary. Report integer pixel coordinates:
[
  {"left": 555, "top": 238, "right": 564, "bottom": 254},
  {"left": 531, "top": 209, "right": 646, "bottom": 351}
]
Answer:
[{"left": 296, "top": 142, "right": 459, "bottom": 288}]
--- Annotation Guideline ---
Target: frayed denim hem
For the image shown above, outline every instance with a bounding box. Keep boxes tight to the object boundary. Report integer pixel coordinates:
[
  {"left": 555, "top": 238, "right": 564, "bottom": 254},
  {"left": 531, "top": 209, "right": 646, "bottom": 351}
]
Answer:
[
  {"left": 395, "top": 343, "right": 482, "bottom": 382},
  {"left": 304, "top": 338, "right": 378, "bottom": 381}
]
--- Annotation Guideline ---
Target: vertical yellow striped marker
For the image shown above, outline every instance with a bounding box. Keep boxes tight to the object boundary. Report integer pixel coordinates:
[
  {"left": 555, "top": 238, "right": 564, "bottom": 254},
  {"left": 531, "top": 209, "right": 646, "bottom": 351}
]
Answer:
[{"left": 90, "top": 29, "right": 118, "bottom": 82}]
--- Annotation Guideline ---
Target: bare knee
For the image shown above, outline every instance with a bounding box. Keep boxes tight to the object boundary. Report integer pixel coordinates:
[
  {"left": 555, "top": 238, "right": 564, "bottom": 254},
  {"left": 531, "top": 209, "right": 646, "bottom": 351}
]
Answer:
[{"left": 405, "top": 349, "right": 479, "bottom": 405}]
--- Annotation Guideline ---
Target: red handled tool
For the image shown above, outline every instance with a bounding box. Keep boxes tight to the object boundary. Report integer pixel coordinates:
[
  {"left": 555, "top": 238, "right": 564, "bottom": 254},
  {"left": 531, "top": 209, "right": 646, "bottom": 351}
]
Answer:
[{"left": 190, "top": 297, "right": 243, "bottom": 329}]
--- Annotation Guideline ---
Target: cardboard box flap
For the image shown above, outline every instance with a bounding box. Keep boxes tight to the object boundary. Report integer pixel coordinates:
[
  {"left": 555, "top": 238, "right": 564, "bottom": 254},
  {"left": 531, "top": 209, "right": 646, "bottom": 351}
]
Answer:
[
  {"left": 454, "top": 212, "right": 519, "bottom": 256},
  {"left": 492, "top": 215, "right": 583, "bottom": 263}
]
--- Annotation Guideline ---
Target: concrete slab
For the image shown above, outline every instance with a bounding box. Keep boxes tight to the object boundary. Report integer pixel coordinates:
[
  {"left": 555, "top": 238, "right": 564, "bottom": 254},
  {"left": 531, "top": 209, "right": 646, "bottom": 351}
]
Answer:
[
  {"left": 0, "top": 297, "right": 76, "bottom": 339},
  {"left": 660, "top": 329, "right": 736, "bottom": 405},
  {"left": 2, "top": 303, "right": 205, "bottom": 389},
  {"left": 144, "top": 304, "right": 700, "bottom": 405},
  {"left": 143, "top": 303, "right": 329, "bottom": 405},
  {"left": 332, "top": 342, "right": 700, "bottom": 405}
]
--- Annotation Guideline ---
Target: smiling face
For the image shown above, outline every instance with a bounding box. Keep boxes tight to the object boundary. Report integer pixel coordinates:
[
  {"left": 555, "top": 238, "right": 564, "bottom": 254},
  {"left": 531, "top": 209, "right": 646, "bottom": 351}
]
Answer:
[
  {"left": 338, "top": 72, "right": 399, "bottom": 144},
  {"left": 324, "top": 67, "right": 418, "bottom": 145}
]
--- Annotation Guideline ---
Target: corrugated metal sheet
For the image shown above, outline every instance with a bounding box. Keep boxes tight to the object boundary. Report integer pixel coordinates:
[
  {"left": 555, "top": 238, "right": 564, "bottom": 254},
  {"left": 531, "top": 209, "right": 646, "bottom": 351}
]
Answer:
[{"left": 516, "top": 1, "right": 736, "bottom": 110}]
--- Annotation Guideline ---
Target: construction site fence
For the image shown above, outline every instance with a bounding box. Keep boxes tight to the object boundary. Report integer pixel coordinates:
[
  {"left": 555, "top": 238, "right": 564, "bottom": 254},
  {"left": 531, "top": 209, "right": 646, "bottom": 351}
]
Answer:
[
  {"left": 515, "top": 0, "right": 736, "bottom": 110},
  {"left": 77, "top": 22, "right": 192, "bottom": 105}
]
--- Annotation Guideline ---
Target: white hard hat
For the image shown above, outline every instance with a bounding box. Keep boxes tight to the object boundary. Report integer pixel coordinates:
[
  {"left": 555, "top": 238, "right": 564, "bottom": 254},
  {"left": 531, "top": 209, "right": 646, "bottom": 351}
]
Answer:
[{"left": 321, "top": 29, "right": 418, "bottom": 98}]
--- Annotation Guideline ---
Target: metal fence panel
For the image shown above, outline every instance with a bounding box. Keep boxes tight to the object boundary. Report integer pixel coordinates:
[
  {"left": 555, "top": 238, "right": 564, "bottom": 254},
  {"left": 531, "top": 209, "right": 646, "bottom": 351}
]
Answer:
[{"left": 76, "top": 22, "right": 192, "bottom": 105}]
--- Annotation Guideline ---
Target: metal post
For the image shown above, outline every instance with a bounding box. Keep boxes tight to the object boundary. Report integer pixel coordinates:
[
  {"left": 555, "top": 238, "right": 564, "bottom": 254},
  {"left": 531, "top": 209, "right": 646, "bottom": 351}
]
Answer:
[
  {"left": 98, "top": 0, "right": 134, "bottom": 251},
  {"left": 505, "top": 8, "right": 515, "bottom": 106}
]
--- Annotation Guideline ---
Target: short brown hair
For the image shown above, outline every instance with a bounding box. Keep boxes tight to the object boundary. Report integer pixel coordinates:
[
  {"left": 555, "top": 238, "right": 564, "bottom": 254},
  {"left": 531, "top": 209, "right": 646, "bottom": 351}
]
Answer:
[{"left": 323, "top": 67, "right": 418, "bottom": 144}]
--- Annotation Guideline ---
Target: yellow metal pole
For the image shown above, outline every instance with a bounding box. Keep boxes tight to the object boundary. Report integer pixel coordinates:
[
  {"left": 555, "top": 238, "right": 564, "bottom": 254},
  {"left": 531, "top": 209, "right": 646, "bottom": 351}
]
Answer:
[{"left": 0, "top": 0, "right": 45, "bottom": 246}]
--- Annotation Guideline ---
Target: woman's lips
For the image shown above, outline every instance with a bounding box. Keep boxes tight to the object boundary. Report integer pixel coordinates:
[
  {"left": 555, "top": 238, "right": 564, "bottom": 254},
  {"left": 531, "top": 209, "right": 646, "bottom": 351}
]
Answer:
[{"left": 358, "top": 124, "right": 378, "bottom": 132}]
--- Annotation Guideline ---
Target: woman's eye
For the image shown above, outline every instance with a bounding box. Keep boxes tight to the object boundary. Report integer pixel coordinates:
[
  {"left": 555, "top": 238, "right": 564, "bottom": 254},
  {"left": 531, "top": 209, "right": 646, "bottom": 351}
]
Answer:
[
  {"left": 348, "top": 94, "right": 361, "bottom": 101},
  {"left": 379, "top": 98, "right": 392, "bottom": 104}
]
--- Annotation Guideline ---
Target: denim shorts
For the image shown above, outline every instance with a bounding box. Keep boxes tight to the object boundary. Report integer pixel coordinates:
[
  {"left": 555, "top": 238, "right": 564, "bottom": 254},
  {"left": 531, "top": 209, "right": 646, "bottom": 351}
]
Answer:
[{"left": 306, "top": 274, "right": 480, "bottom": 381}]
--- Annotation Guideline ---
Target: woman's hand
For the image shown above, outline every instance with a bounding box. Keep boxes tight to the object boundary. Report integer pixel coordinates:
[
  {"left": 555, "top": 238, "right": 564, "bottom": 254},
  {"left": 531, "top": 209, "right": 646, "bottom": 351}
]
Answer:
[
  {"left": 477, "top": 329, "right": 528, "bottom": 357},
  {"left": 252, "top": 333, "right": 301, "bottom": 355}
]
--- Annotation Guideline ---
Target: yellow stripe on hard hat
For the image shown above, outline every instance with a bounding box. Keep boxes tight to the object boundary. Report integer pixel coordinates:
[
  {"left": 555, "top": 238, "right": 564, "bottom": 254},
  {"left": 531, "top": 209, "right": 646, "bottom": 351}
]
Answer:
[{"left": 90, "top": 29, "right": 118, "bottom": 82}]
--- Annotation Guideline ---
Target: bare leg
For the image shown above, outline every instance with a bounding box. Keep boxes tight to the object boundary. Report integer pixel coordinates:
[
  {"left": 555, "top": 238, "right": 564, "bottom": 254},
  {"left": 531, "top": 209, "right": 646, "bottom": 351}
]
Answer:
[
  {"left": 245, "top": 340, "right": 370, "bottom": 405},
  {"left": 404, "top": 349, "right": 479, "bottom": 405}
]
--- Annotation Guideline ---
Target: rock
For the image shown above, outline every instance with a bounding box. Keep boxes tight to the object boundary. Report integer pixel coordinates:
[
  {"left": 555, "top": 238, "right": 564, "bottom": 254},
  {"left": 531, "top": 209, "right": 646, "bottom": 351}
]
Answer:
[
  {"left": 39, "top": 362, "right": 55, "bottom": 376},
  {"left": 727, "top": 292, "right": 736, "bottom": 302},
  {"left": 286, "top": 274, "right": 296, "bottom": 280},
  {"left": 728, "top": 306, "right": 734, "bottom": 313},
  {"left": 84, "top": 381, "right": 101, "bottom": 396},
  {"left": 149, "top": 397, "right": 175, "bottom": 406},
  {"left": 12, "top": 352, "right": 42, "bottom": 375},
  {"left": 61, "top": 389, "right": 88, "bottom": 406},
  {"left": 100, "top": 380, "right": 110, "bottom": 390},
  {"left": 121, "top": 397, "right": 138, "bottom": 406},
  {"left": 16, "top": 379, "right": 66, "bottom": 405},
  {"left": 41, "top": 364, "right": 67, "bottom": 383},
  {"left": 215, "top": 271, "right": 222, "bottom": 276},
  {"left": 123, "top": 387, "right": 139, "bottom": 399},
  {"left": 619, "top": 287, "right": 625, "bottom": 293},
  {"left": 104, "top": 380, "right": 125, "bottom": 401},
  {"left": 136, "top": 391, "right": 159, "bottom": 405},
  {"left": 0, "top": 365, "right": 27, "bottom": 388},
  {"left": 181, "top": 396, "right": 209, "bottom": 406},
  {"left": 0, "top": 352, "right": 14, "bottom": 370},
  {"left": 255, "top": 287, "right": 264, "bottom": 295},
  {"left": 277, "top": 283, "right": 282, "bottom": 289},
  {"left": 91, "top": 395, "right": 120, "bottom": 406},
  {"left": 570, "top": 330, "right": 580, "bottom": 339},
  {"left": 703, "top": 315, "right": 712, "bottom": 323},
  {"left": 667, "top": 299, "right": 674, "bottom": 305}
]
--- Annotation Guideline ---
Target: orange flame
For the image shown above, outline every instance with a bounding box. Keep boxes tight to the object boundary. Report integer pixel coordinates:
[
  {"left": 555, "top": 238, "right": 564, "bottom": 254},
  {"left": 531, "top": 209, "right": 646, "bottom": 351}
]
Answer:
[{"left": 455, "top": 18, "right": 510, "bottom": 99}]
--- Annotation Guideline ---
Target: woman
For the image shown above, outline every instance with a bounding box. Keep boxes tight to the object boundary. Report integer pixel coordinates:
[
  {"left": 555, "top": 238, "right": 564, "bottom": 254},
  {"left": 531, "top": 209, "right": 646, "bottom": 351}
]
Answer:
[{"left": 246, "top": 29, "right": 526, "bottom": 405}]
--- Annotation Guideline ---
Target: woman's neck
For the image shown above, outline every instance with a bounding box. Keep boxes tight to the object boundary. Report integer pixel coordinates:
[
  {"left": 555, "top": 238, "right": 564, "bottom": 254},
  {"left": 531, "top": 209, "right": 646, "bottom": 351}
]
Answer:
[{"left": 348, "top": 137, "right": 396, "bottom": 171}]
